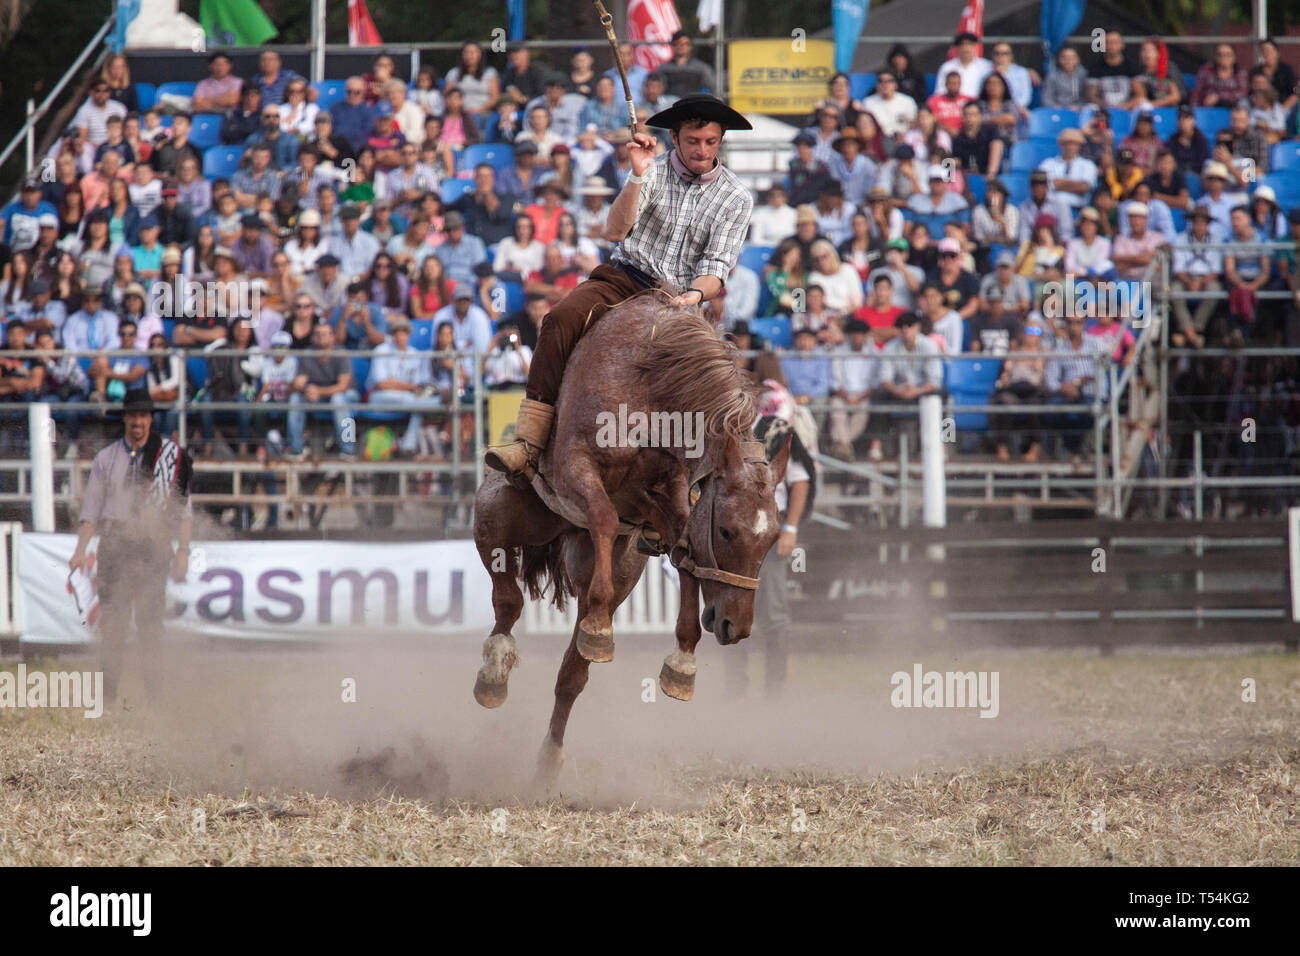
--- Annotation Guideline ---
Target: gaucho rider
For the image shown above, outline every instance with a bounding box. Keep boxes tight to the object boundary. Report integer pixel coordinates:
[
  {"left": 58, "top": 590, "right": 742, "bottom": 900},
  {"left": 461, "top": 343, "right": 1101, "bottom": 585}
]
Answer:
[{"left": 484, "top": 93, "right": 754, "bottom": 486}]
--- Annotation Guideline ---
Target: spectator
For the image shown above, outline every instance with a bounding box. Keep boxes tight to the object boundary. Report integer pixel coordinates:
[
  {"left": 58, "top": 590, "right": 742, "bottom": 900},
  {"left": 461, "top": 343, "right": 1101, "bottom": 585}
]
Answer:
[
  {"left": 580, "top": 76, "right": 624, "bottom": 135},
  {"left": 804, "top": 104, "right": 843, "bottom": 166},
  {"left": 906, "top": 164, "right": 970, "bottom": 238},
  {"left": 196, "top": 317, "right": 257, "bottom": 456},
  {"left": 524, "top": 73, "right": 586, "bottom": 143},
  {"left": 827, "top": 318, "right": 876, "bottom": 459},
  {"left": 1119, "top": 181, "right": 1177, "bottom": 243},
  {"left": 1065, "top": 206, "right": 1113, "bottom": 274},
  {"left": 87, "top": 315, "right": 147, "bottom": 400},
  {"left": 827, "top": 127, "right": 878, "bottom": 209},
  {"left": 128, "top": 215, "right": 164, "bottom": 282},
  {"left": 838, "top": 210, "right": 882, "bottom": 282},
  {"left": 1040, "top": 128, "right": 1098, "bottom": 213},
  {"left": 806, "top": 239, "right": 863, "bottom": 317},
  {"left": 452, "top": 164, "right": 514, "bottom": 246},
  {"left": 523, "top": 242, "right": 580, "bottom": 305},
  {"left": 869, "top": 237, "right": 925, "bottom": 310},
  {"left": 282, "top": 294, "right": 322, "bottom": 349},
  {"left": 171, "top": 156, "right": 211, "bottom": 220},
  {"left": 493, "top": 213, "right": 544, "bottom": 280},
  {"left": 154, "top": 188, "right": 196, "bottom": 248},
  {"left": 329, "top": 78, "right": 377, "bottom": 153},
  {"left": 510, "top": 292, "right": 549, "bottom": 351},
  {"left": 1042, "top": 46, "right": 1089, "bottom": 109},
  {"left": 1244, "top": 74, "right": 1287, "bottom": 143},
  {"left": 481, "top": 319, "right": 533, "bottom": 390},
  {"left": 863, "top": 70, "right": 917, "bottom": 138},
  {"left": 1252, "top": 37, "right": 1299, "bottom": 112},
  {"left": 328, "top": 205, "right": 383, "bottom": 282},
  {"left": 410, "top": 255, "right": 456, "bottom": 319},
  {"left": 1111, "top": 202, "right": 1166, "bottom": 280},
  {"left": 362, "top": 198, "right": 403, "bottom": 249},
  {"left": 311, "top": 111, "right": 356, "bottom": 169},
  {"left": 387, "top": 214, "right": 435, "bottom": 275},
  {"left": 61, "top": 284, "right": 118, "bottom": 351},
  {"left": 0, "top": 318, "right": 45, "bottom": 406},
  {"left": 1013, "top": 214, "right": 1066, "bottom": 283},
  {"left": 230, "top": 214, "right": 275, "bottom": 279},
  {"left": 991, "top": 41, "right": 1039, "bottom": 110},
  {"left": 927, "top": 71, "right": 971, "bottom": 136},
  {"left": 1192, "top": 43, "right": 1249, "bottom": 107},
  {"left": 978, "top": 249, "right": 1031, "bottom": 321},
  {"left": 229, "top": 144, "right": 280, "bottom": 208},
  {"left": 936, "top": 31, "right": 994, "bottom": 99},
  {"left": 885, "top": 43, "right": 928, "bottom": 105},
  {"left": 365, "top": 316, "right": 441, "bottom": 454},
  {"left": 94, "top": 115, "right": 134, "bottom": 171},
  {"left": 811, "top": 181, "right": 855, "bottom": 248},
  {"left": 952, "top": 100, "right": 1004, "bottom": 176},
  {"left": 780, "top": 326, "right": 833, "bottom": 410},
  {"left": 1193, "top": 161, "right": 1243, "bottom": 235},
  {"left": 1145, "top": 149, "right": 1189, "bottom": 212},
  {"left": 713, "top": 260, "right": 760, "bottom": 330},
  {"left": 1222, "top": 204, "right": 1272, "bottom": 345},
  {"left": 1222, "top": 103, "right": 1271, "bottom": 178},
  {"left": 1164, "top": 103, "right": 1209, "bottom": 175},
  {"left": 903, "top": 107, "right": 954, "bottom": 170},
  {"left": 253, "top": 50, "right": 303, "bottom": 107},
  {"left": 855, "top": 272, "right": 905, "bottom": 347},
  {"left": 764, "top": 238, "right": 806, "bottom": 316},
  {"left": 819, "top": 72, "right": 863, "bottom": 128},
  {"left": 193, "top": 52, "right": 242, "bottom": 113},
  {"left": 1133, "top": 38, "right": 1185, "bottom": 110},
  {"left": 979, "top": 70, "right": 1025, "bottom": 150},
  {"left": 865, "top": 311, "right": 943, "bottom": 458},
  {"left": 1017, "top": 170, "right": 1075, "bottom": 242},
  {"left": 73, "top": 80, "right": 127, "bottom": 147},
  {"left": 602, "top": 42, "right": 649, "bottom": 105},
  {"left": 287, "top": 321, "right": 358, "bottom": 459},
  {"left": 927, "top": 236, "right": 981, "bottom": 320},
  {"left": 1120, "top": 111, "right": 1162, "bottom": 174},
  {"left": 989, "top": 326, "right": 1048, "bottom": 460},
  {"left": 361, "top": 55, "right": 396, "bottom": 107},
  {"left": 1085, "top": 31, "right": 1140, "bottom": 108},
  {"left": 1250, "top": 185, "right": 1287, "bottom": 240},
  {"left": 505, "top": 43, "right": 551, "bottom": 105},
  {"left": 34, "top": 327, "right": 89, "bottom": 445},
  {"left": 220, "top": 84, "right": 264, "bottom": 147},
  {"left": 919, "top": 281, "right": 964, "bottom": 354},
  {"left": 1045, "top": 314, "right": 1109, "bottom": 451},
  {"left": 659, "top": 30, "right": 715, "bottom": 98},
  {"left": 433, "top": 285, "right": 493, "bottom": 382},
  {"left": 149, "top": 113, "right": 201, "bottom": 184},
  {"left": 445, "top": 41, "right": 501, "bottom": 116},
  {"left": 789, "top": 132, "right": 833, "bottom": 207}
]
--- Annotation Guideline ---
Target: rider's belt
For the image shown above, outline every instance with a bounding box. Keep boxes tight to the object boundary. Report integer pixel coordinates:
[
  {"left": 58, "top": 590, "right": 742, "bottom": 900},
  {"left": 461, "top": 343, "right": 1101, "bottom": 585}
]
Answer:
[{"left": 612, "top": 259, "right": 658, "bottom": 290}]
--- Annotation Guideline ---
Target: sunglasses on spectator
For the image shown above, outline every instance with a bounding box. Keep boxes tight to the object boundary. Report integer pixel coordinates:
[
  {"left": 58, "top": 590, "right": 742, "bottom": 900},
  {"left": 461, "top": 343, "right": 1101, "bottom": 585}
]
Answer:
[
  {"left": 940, "top": 251, "right": 958, "bottom": 257},
  {"left": 346, "top": 87, "right": 365, "bottom": 95},
  {"left": 294, "top": 302, "right": 313, "bottom": 310}
]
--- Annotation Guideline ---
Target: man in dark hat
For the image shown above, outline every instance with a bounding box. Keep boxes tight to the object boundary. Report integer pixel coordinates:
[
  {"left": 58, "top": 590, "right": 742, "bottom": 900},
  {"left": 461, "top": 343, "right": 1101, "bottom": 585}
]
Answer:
[
  {"left": 485, "top": 93, "right": 755, "bottom": 485},
  {"left": 69, "top": 390, "right": 194, "bottom": 704}
]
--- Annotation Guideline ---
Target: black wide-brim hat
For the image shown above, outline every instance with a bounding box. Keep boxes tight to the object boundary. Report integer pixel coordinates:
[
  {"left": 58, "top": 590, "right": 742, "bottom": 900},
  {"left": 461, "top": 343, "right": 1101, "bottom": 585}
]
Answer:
[
  {"left": 121, "top": 390, "right": 156, "bottom": 414},
  {"left": 646, "top": 94, "right": 752, "bottom": 132}
]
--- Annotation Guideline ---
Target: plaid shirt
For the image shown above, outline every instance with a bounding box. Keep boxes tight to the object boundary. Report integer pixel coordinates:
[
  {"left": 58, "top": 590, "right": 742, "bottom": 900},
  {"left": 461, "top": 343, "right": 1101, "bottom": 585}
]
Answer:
[{"left": 611, "top": 152, "right": 753, "bottom": 291}]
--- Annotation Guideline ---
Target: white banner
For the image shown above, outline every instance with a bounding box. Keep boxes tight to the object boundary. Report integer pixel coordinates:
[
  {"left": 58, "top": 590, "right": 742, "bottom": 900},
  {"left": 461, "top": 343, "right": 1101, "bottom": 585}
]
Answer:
[{"left": 19, "top": 534, "right": 497, "bottom": 645}]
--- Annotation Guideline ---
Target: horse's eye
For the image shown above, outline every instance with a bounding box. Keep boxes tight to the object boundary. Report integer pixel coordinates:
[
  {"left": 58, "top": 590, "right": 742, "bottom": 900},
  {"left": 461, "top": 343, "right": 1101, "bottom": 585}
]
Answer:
[{"left": 719, "top": 528, "right": 733, "bottom": 542}]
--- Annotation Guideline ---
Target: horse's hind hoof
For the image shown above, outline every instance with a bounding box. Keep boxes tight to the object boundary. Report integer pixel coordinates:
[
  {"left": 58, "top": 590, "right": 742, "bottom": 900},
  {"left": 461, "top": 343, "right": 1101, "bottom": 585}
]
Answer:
[
  {"left": 659, "top": 662, "right": 695, "bottom": 701},
  {"left": 577, "top": 621, "right": 614, "bottom": 663},
  {"left": 473, "top": 674, "right": 509, "bottom": 708}
]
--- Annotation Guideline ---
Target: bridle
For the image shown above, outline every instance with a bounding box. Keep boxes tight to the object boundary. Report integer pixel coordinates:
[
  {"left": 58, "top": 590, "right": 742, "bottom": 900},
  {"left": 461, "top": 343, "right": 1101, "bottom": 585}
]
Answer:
[{"left": 669, "top": 440, "right": 768, "bottom": 591}]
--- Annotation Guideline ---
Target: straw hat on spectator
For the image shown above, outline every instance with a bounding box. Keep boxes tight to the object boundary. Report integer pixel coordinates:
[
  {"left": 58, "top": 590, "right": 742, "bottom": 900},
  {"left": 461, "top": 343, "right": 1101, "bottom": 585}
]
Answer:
[
  {"left": 795, "top": 204, "right": 818, "bottom": 225},
  {"left": 1203, "top": 161, "right": 1231, "bottom": 181}
]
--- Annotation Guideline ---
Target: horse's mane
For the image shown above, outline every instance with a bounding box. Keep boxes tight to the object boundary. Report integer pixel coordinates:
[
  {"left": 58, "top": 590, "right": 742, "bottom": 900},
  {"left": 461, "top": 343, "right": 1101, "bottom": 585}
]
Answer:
[{"left": 627, "top": 303, "right": 759, "bottom": 441}]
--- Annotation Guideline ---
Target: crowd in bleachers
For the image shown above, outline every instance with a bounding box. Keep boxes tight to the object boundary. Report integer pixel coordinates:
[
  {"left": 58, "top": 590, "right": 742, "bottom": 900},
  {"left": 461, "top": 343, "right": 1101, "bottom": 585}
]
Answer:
[{"left": 0, "top": 31, "right": 1298, "bottom": 480}]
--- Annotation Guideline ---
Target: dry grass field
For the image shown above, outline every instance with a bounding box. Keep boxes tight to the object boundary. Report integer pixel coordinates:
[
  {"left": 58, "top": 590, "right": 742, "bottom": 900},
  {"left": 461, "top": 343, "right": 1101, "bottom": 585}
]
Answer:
[{"left": 1, "top": 638, "right": 1297, "bottom": 865}]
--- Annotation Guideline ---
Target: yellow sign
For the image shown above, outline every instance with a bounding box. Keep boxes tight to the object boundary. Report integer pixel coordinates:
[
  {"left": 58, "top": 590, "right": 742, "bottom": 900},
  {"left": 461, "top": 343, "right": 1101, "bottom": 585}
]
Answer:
[
  {"left": 488, "top": 390, "right": 525, "bottom": 446},
  {"left": 729, "top": 39, "right": 835, "bottom": 115}
]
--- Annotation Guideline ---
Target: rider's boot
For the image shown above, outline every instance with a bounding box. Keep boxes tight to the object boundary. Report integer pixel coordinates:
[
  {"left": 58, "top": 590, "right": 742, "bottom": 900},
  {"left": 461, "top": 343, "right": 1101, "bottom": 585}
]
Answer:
[{"left": 484, "top": 398, "right": 554, "bottom": 490}]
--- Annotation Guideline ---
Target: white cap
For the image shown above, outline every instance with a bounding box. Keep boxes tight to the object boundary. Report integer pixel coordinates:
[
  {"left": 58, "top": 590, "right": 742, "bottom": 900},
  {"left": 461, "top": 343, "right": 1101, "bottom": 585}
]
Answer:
[
  {"left": 1126, "top": 202, "right": 1149, "bottom": 217},
  {"left": 926, "top": 164, "right": 947, "bottom": 180},
  {"left": 38, "top": 213, "right": 58, "bottom": 228}
]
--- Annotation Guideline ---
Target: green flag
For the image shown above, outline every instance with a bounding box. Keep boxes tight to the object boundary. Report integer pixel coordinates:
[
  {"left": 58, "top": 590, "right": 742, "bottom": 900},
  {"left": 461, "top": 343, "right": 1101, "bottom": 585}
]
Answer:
[{"left": 201, "top": 0, "right": 278, "bottom": 47}]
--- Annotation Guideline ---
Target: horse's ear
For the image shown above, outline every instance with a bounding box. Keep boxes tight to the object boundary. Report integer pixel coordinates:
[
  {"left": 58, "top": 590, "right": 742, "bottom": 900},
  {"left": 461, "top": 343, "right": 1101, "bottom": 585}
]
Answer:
[
  {"left": 768, "top": 435, "right": 792, "bottom": 486},
  {"left": 722, "top": 432, "right": 744, "bottom": 470}
]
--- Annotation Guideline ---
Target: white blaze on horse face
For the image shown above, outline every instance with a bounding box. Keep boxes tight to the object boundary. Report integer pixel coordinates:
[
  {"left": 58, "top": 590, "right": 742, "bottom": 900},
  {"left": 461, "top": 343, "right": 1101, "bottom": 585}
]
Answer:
[{"left": 753, "top": 509, "right": 769, "bottom": 536}]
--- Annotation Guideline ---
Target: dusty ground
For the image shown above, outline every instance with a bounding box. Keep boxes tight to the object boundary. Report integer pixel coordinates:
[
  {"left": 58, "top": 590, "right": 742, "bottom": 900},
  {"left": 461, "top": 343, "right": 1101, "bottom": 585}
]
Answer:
[{"left": 0, "top": 637, "right": 1297, "bottom": 865}]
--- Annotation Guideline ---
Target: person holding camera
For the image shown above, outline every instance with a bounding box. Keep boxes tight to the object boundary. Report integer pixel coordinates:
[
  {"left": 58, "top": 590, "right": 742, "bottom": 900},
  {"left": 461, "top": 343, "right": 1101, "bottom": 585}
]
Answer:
[{"left": 482, "top": 321, "right": 532, "bottom": 391}]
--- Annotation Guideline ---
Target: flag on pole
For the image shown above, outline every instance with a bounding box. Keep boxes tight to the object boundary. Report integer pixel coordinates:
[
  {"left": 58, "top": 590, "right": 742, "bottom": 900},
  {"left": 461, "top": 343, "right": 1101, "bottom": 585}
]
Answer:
[
  {"left": 946, "top": 0, "right": 985, "bottom": 60},
  {"left": 832, "top": 0, "right": 871, "bottom": 74},
  {"left": 110, "top": 0, "right": 143, "bottom": 53},
  {"left": 200, "top": 0, "right": 277, "bottom": 47},
  {"left": 697, "top": 0, "right": 721, "bottom": 33},
  {"left": 507, "top": 0, "right": 526, "bottom": 42},
  {"left": 627, "top": 0, "right": 680, "bottom": 71},
  {"left": 1040, "top": 0, "right": 1086, "bottom": 59},
  {"left": 348, "top": 0, "right": 382, "bottom": 46}
]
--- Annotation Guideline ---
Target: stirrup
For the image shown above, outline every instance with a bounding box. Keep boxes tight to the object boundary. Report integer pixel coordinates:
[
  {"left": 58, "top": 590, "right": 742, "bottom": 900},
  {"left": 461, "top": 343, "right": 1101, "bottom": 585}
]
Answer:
[{"left": 636, "top": 528, "right": 666, "bottom": 556}]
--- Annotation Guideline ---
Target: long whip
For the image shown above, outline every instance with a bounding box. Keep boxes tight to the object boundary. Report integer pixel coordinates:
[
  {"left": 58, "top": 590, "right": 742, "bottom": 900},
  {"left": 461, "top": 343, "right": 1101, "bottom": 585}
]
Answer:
[{"left": 591, "top": 0, "right": 638, "bottom": 141}]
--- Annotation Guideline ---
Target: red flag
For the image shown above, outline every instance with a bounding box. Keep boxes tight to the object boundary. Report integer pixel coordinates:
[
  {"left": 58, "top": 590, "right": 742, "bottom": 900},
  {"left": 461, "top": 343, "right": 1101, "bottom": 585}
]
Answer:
[
  {"left": 627, "top": 0, "right": 680, "bottom": 71},
  {"left": 349, "top": 0, "right": 382, "bottom": 46},
  {"left": 946, "top": 0, "right": 985, "bottom": 60}
]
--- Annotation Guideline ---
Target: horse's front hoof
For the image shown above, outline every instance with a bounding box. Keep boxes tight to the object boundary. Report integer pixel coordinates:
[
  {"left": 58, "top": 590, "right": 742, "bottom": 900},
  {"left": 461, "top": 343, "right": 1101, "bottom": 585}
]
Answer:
[
  {"left": 534, "top": 739, "right": 564, "bottom": 792},
  {"left": 577, "top": 620, "right": 614, "bottom": 662},
  {"left": 659, "top": 662, "right": 695, "bottom": 701},
  {"left": 473, "top": 673, "right": 509, "bottom": 708}
]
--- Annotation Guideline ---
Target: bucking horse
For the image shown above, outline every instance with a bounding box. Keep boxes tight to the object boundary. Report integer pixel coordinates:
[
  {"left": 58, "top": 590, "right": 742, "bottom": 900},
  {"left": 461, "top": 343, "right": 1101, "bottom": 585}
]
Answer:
[{"left": 471, "top": 296, "right": 790, "bottom": 786}]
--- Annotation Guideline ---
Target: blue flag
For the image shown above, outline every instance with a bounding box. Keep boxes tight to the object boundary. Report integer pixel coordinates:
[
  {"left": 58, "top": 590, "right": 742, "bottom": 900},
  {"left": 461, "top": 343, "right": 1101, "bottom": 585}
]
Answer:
[
  {"left": 1040, "top": 0, "right": 1086, "bottom": 60},
  {"left": 507, "top": 0, "right": 526, "bottom": 42},
  {"left": 832, "top": 0, "right": 870, "bottom": 75},
  {"left": 110, "top": 0, "right": 142, "bottom": 53}
]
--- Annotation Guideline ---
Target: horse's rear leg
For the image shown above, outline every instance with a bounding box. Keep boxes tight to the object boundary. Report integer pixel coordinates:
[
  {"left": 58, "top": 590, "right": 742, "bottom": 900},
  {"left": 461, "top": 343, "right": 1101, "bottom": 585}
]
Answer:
[
  {"left": 660, "top": 569, "right": 702, "bottom": 701},
  {"left": 563, "top": 460, "right": 621, "bottom": 662}
]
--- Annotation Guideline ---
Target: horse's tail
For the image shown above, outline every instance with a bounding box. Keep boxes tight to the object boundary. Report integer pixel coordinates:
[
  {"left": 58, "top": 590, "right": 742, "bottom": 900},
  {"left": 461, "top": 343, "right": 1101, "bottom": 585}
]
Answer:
[{"left": 520, "top": 536, "right": 575, "bottom": 610}]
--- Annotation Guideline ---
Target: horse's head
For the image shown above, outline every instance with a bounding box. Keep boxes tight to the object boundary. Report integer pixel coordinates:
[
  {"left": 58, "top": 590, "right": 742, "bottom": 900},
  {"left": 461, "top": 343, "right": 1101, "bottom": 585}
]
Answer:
[{"left": 679, "top": 432, "right": 791, "bottom": 646}]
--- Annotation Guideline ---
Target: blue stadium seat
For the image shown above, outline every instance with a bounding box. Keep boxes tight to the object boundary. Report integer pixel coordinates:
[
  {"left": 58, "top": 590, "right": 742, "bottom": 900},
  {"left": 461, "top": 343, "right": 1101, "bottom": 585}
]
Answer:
[
  {"left": 409, "top": 320, "right": 434, "bottom": 351},
  {"left": 1010, "top": 139, "right": 1058, "bottom": 172},
  {"left": 848, "top": 73, "right": 877, "bottom": 100},
  {"left": 924, "top": 73, "right": 937, "bottom": 97},
  {"left": 188, "top": 113, "right": 223, "bottom": 150},
  {"left": 1194, "top": 107, "right": 1231, "bottom": 139},
  {"left": 458, "top": 143, "right": 514, "bottom": 175},
  {"left": 966, "top": 173, "right": 986, "bottom": 205},
  {"left": 1028, "top": 108, "right": 1078, "bottom": 140},
  {"left": 1146, "top": 107, "right": 1178, "bottom": 138},
  {"left": 1185, "top": 172, "right": 1201, "bottom": 200},
  {"left": 186, "top": 355, "right": 208, "bottom": 391},
  {"left": 480, "top": 112, "right": 501, "bottom": 143},
  {"left": 440, "top": 178, "right": 475, "bottom": 205},
  {"left": 1106, "top": 110, "right": 1133, "bottom": 139},
  {"left": 1169, "top": 208, "right": 1186, "bottom": 234},
  {"left": 999, "top": 171, "right": 1030, "bottom": 204},
  {"left": 739, "top": 245, "right": 773, "bottom": 273},
  {"left": 135, "top": 82, "right": 156, "bottom": 110},
  {"left": 501, "top": 280, "right": 525, "bottom": 314},
  {"left": 312, "top": 79, "right": 347, "bottom": 110},
  {"left": 1270, "top": 142, "right": 1300, "bottom": 171},
  {"left": 155, "top": 81, "right": 198, "bottom": 103},
  {"left": 203, "top": 145, "right": 243, "bottom": 179},
  {"left": 161, "top": 318, "right": 175, "bottom": 343},
  {"left": 749, "top": 317, "right": 791, "bottom": 349},
  {"left": 351, "top": 356, "right": 372, "bottom": 391},
  {"left": 945, "top": 357, "right": 1002, "bottom": 430}
]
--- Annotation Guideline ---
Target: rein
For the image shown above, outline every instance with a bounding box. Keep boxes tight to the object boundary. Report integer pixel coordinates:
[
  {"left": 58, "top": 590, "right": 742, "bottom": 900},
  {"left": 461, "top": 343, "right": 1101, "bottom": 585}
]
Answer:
[{"left": 669, "top": 440, "right": 767, "bottom": 591}]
